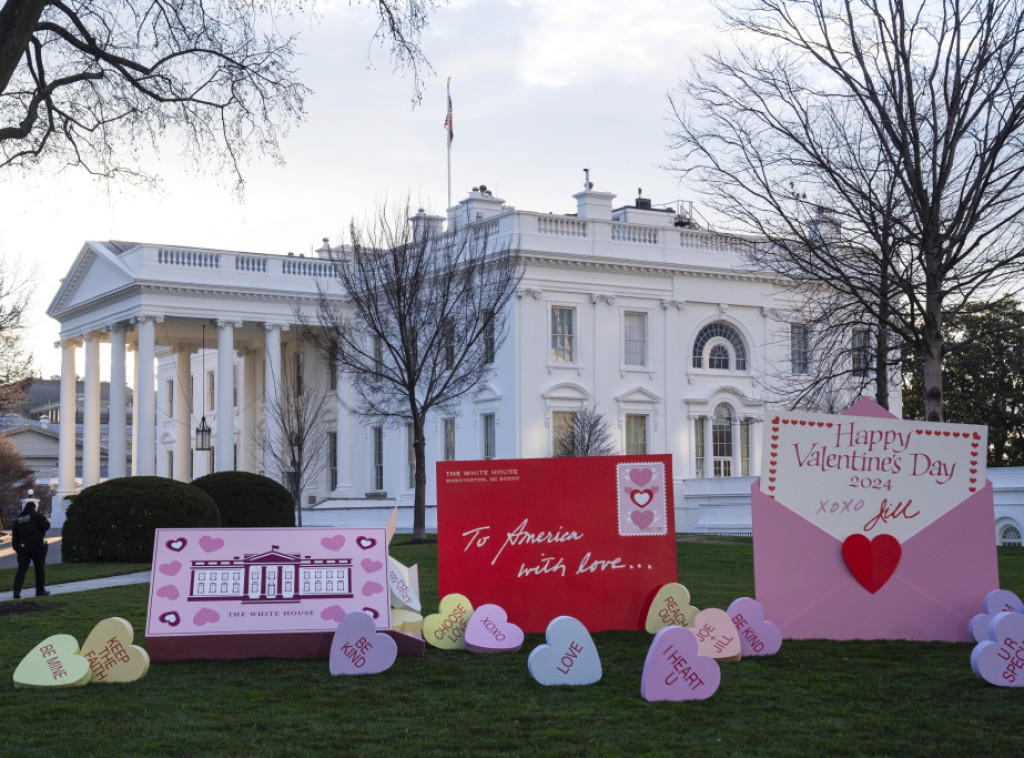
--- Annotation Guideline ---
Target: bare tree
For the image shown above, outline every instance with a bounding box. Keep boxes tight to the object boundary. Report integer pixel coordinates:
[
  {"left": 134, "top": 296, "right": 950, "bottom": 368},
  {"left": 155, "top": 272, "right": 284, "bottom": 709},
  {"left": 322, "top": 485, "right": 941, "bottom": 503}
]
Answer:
[
  {"left": 0, "top": 0, "right": 439, "bottom": 184},
  {"left": 312, "top": 204, "right": 521, "bottom": 541},
  {"left": 552, "top": 404, "right": 616, "bottom": 457},
  {"left": 262, "top": 347, "right": 331, "bottom": 527},
  {"left": 669, "top": 0, "right": 1024, "bottom": 421},
  {"left": 0, "top": 254, "right": 33, "bottom": 415}
]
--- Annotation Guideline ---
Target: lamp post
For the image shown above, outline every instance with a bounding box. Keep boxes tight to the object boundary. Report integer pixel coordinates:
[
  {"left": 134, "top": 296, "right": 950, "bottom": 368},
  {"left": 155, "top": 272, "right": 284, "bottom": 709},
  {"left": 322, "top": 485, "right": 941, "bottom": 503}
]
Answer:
[{"left": 195, "top": 324, "right": 212, "bottom": 454}]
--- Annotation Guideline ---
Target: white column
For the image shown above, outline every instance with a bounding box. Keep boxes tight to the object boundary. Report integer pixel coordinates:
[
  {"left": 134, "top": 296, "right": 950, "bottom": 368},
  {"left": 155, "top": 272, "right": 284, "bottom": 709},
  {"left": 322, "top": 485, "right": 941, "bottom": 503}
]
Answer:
[
  {"left": 82, "top": 333, "right": 102, "bottom": 486},
  {"left": 173, "top": 346, "right": 194, "bottom": 481},
  {"left": 107, "top": 324, "right": 128, "bottom": 479},
  {"left": 135, "top": 315, "right": 159, "bottom": 476},
  {"left": 241, "top": 348, "right": 258, "bottom": 472},
  {"left": 57, "top": 339, "right": 79, "bottom": 511},
  {"left": 731, "top": 415, "right": 742, "bottom": 478},
  {"left": 703, "top": 413, "right": 714, "bottom": 478},
  {"left": 131, "top": 347, "right": 139, "bottom": 474},
  {"left": 216, "top": 320, "right": 239, "bottom": 472},
  {"left": 263, "top": 323, "right": 287, "bottom": 479}
]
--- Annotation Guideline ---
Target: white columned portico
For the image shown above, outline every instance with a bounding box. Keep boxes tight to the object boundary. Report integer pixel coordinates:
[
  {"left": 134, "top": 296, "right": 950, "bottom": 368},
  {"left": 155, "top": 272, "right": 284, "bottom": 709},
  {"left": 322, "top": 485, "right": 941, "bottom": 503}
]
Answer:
[
  {"left": 82, "top": 333, "right": 102, "bottom": 486},
  {"left": 216, "top": 320, "right": 239, "bottom": 472},
  {"left": 57, "top": 338, "right": 80, "bottom": 509},
  {"left": 135, "top": 315, "right": 159, "bottom": 475},
  {"left": 732, "top": 415, "right": 742, "bottom": 478},
  {"left": 173, "top": 345, "right": 194, "bottom": 481},
  {"left": 107, "top": 323, "right": 128, "bottom": 479},
  {"left": 240, "top": 348, "right": 258, "bottom": 473},
  {"left": 263, "top": 323, "right": 288, "bottom": 479},
  {"left": 703, "top": 412, "right": 714, "bottom": 478}
]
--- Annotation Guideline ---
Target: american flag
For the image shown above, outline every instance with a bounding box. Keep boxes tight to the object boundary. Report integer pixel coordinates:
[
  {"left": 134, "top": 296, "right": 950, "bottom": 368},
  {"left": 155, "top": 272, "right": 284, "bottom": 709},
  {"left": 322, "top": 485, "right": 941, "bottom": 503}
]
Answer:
[{"left": 444, "top": 91, "right": 453, "bottom": 145}]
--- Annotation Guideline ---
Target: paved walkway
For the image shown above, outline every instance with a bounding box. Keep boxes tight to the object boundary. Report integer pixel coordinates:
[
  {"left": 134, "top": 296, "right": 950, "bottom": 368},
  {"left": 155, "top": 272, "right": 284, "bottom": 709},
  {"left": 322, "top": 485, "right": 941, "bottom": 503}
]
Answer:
[{"left": 0, "top": 530, "right": 151, "bottom": 602}]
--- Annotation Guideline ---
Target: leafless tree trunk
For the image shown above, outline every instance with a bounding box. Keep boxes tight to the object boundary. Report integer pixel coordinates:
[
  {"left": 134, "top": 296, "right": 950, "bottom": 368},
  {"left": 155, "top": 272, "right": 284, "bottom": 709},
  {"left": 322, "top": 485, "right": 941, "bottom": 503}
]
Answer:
[
  {"left": 262, "top": 347, "right": 330, "bottom": 528},
  {"left": 669, "top": 0, "right": 1024, "bottom": 422},
  {"left": 311, "top": 202, "right": 521, "bottom": 541}
]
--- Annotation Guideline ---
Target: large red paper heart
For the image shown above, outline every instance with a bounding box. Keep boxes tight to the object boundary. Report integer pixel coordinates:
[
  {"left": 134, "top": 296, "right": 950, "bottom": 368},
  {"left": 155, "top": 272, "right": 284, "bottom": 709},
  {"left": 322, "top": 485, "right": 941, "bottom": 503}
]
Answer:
[{"left": 842, "top": 534, "right": 901, "bottom": 593}]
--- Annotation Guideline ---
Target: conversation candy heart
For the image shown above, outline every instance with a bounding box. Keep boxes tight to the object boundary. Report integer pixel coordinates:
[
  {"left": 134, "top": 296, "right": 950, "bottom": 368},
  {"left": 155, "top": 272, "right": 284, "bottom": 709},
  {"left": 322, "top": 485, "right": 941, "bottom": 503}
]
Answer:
[
  {"left": 464, "top": 603, "right": 524, "bottom": 654},
  {"left": 641, "top": 626, "right": 720, "bottom": 702},
  {"left": 645, "top": 582, "right": 699, "bottom": 634},
  {"left": 727, "top": 597, "right": 782, "bottom": 657},
  {"left": 13, "top": 635, "right": 93, "bottom": 688},
  {"left": 329, "top": 611, "right": 397, "bottom": 676},
  {"left": 423, "top": 593, "right": 475, "bottom": 650},
  {"left": 81, "top": 617, "right": 151, "bottom": 684},
  {"left": 528, "top": 616, "right": 601, "bottom": 686}
]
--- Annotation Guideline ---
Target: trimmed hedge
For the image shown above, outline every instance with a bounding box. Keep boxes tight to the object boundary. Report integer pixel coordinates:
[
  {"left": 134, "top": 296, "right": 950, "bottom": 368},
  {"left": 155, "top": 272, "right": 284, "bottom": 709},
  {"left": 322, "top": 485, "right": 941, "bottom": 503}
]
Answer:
[
  {"left": 63, "top": 476, "right": 221, "bottom": 562},
  {"left": 191, "top": 471, "right": 295, "bottom": 528}
]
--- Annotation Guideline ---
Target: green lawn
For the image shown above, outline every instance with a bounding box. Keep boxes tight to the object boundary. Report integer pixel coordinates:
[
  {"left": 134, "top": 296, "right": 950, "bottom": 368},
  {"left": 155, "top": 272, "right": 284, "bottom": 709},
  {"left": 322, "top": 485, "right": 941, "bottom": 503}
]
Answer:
[{"left": 2, "top": 539, "right": 1023, "bottom": 757}]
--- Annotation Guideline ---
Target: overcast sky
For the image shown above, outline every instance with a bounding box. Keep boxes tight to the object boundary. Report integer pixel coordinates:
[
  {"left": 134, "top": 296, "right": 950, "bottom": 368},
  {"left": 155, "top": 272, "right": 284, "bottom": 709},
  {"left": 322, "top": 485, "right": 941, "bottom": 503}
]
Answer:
[{"left": 1, "top": 0, "right": 723, "bottom": 378}]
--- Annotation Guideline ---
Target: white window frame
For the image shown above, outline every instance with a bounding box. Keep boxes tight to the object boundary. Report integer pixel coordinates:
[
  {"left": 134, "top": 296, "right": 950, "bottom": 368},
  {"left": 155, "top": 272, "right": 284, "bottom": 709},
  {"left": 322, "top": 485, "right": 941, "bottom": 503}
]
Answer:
[
  {"left": 550, "top": 305, "right": 577, "bottom": 364},
  {"left": 623, "top": 310, "right": 649, "bottom": 368},
  {"left": 624, "top": 413, "right": 648, "bottom": 455},
  {"left": 482, "top": 413, "right": 496, "bottom": 459}
]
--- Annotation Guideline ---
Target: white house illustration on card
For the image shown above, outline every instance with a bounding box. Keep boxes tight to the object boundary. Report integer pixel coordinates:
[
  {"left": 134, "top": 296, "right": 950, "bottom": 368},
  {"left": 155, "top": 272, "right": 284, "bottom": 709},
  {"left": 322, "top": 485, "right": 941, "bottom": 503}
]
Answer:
[{"left": 188, "top": 546, "right": 354, "bottom": 604}]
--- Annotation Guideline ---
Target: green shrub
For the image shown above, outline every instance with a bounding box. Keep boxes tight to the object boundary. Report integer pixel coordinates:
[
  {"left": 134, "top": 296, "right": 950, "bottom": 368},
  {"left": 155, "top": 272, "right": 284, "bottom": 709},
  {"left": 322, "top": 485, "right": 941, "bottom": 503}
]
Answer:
[
  {"left": 191, "top": 471, "right": 295, "bottom": 528},
  {"left": 63, "top": 476, "right": 221, "bottom": 562}
]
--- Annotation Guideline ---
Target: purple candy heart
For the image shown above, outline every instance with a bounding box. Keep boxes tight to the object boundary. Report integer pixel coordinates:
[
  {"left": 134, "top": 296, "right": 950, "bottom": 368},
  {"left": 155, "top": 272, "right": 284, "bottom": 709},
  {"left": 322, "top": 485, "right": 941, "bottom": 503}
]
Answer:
[
  {"left": 972, "top": 612, "right": 1024, "bottom": 687},
  {"left": 329, "top": 611, "right": 397, "bottom": 676},
  {"left": 727, "top": 597, "right": 783, "bottom": 657},
  {"left": 464, "top": 603, "right": 525, "bottom": 654},
  {"left": 641, "top": 626, "right": 721, "bottom": 702}
]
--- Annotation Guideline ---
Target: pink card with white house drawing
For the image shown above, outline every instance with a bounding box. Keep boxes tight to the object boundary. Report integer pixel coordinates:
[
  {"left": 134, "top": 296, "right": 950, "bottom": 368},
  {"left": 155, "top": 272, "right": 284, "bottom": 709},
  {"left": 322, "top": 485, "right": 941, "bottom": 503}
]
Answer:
[{"left": 146, "top": 528, "right": 390, "bottom": 660}]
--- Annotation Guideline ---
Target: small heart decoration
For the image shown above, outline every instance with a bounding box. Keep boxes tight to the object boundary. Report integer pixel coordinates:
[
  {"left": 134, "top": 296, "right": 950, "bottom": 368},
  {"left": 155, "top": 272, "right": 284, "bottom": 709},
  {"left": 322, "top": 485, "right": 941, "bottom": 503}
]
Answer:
[
  {"left": 528, "top": 616, "right": 602, "bottom": 686},
  {"left": 842, "top": 534, "right": 901, "bottom": 593},
  {"left": 727, "top": 597, "right": 782, "bottom": 657},
  {"left": 629, "top": 467, "right": 654, "bottom": 487},
  {"left": 329, "top": 611, "right": 397, "bottom": 676},
  {"left": 81, "top": 617, "right": 151, "bottom": 684},
  {"left": 199, "top": 536, "right": 224, "bottom": 553},
  {"left": 357, "top": 536, "right": 377, "bottom": 550},
  {"left": 645, "top": 583, "right": 699, "bottom": 634},
  {"left": 630, "top": 510, "right": 655, "bottom": 529},
  {"left": 321, "top": 605, "right": 346, "bottom": 622},
  {"left": 166, "top": 538, "right": 187, "bottom": 552},
  {"left": 423, "top": 593, "right": 475, "bottom": 650},
  {"left": 641, "top": 626, "right": 720, "bottom": 702},
  {"left": 692, "top": 608, "right": 742, "bottom": 662},
  {"left": 159, "top": 611, "right": 181, "bottom": 627},
  {"left": 361, "top": 580, "right": 385, "bottom": 597},
  {"left": 156, "top": 585, "right": 179, "bottom": 600},
  {"left": 321, "top": 535, "right": 346, "bottom": 551},
  {"left": 13, "top": 635, "right": 93, "bottom": 688},
  {"left": 464, "top": 603, "right": 525, "bottom": 654},
  {"left": 630, "top": 489, "right": 653, "bottom": 508},
  {"left": 971, "top": 612, "right": 1024, "bottom": 687},
  {"left": 193, "top": 607, "right": 220, "bottom": 626},
  {"left": 158, "top": 560, "right": 182, "bottom": 576},
  {"left": 361, "top": 558, "right": 383, "bottom": 573}
]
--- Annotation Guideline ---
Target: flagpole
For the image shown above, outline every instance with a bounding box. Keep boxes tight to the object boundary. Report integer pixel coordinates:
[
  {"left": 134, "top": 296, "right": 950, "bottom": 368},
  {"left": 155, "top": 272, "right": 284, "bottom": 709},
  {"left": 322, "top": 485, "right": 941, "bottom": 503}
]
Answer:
[{"left": 446, "top": 77, "right": 452, "bottom": 213}]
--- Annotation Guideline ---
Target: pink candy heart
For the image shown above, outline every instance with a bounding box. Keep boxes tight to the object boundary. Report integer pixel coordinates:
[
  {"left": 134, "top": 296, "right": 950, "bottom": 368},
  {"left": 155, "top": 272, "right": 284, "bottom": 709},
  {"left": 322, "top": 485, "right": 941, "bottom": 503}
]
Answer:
[
  {"left": 692, "top": 608, "right": 742, "bottom": 662},
  {"left": 727, "top": 597, "right": 782, "bottom": 657},
  {"left": 971, "top": 612, "right": 1024, "bottom": 687},
  {"left": 329, "top": 611, "right": 397, "bottom": 676},
  {"left": 464, "top": 603, "right": 525, "bottom": 654},
  {"left": 641, "top": 626, "right": 720, "bottom": 701}
]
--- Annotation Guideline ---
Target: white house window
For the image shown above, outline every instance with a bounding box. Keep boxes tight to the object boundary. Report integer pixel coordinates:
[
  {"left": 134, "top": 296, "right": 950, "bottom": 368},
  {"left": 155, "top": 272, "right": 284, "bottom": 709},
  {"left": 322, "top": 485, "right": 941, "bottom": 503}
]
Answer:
[
  {"left": 551, "top": 306, "right": 576, "bottom": 362},
  {"left": 483, "top": 318, "right": 496, "bottom": 364},
  {"left": 552, "top": 410, "right": 576, "bottom": 457},
  {"left": 328, "top": 431, "right": 338, "bottom": 489},
  {"left": 693, "top": 322, "right": 747, "bottom": 370},
  {"left": 624, "top": 312, "right": 648, "bottom": 366},
  {"left": 712, "top": 403, "right": 734, "bottom": 477},
  {"left": 482, "top": 413, "right": 496, "bottom": 459},
  {"left": 207, "top": 370, "right": 215, "bottom": 410},
  {"left": 373, "top": 335, "right": 384, "bottom": 371},
  {"left": 791, "top": 324, "right": 810, "bottom": 374},
  {"left": 625, "top": 414, "right": 648, "bottom": 455},
  {"left": 295, "top": 350, "right": 304, "bottom": 396},
  {"left": 371, "top": 426, "right": 384, "bottom": 490},
  {"left": 694, "top": 417, "right": 706, "bottom": 477},
  {"left": 852, "top": 329, "right": 871, "bottom": 377},
  {"left": 443, "top": 418, "right": 456, "bottom": 461},
  {"left": 1001, "top": 524, "right": 1022, "bottom": 547},
  {"left": 165, "top": 379, "right": 174, "bottom": 416}
]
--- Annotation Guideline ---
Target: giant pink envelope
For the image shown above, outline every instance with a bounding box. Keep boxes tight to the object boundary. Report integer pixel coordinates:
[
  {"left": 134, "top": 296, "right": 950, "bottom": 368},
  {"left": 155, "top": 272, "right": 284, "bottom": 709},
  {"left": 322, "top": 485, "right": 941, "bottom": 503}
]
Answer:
[{"left": 752, "top": 401, "right": 998, "bottom": 642}]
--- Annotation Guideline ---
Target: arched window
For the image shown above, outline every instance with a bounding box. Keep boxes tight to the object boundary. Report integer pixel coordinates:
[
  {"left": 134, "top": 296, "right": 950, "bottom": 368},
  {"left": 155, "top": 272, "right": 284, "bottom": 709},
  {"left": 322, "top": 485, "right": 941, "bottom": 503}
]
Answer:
[
  {"left": 693, "top": 322, "right": 748, "bottom": 370},
  {"left": 1001, "top": 524, "right": 1022, "bottom": 547}
]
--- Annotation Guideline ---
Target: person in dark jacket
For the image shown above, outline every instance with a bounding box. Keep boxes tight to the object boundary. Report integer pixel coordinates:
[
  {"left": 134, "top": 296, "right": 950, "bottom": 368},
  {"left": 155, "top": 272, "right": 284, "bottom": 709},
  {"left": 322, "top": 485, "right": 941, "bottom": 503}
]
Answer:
[{"left": 12, "top": 500, "right": 51, "bottom": 599}]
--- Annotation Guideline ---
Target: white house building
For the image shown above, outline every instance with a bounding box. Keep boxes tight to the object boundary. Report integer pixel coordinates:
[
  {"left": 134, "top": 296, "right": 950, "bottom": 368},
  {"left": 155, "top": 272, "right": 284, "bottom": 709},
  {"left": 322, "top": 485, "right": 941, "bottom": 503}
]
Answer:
[{"left": 46, "top": 179, "right": 917, "bottom": 533}]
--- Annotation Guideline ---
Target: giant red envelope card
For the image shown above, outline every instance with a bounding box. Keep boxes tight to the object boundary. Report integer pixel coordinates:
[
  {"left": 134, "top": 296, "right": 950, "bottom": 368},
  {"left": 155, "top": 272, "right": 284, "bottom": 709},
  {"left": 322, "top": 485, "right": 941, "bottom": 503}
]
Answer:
[{"left": 437, "top": 455, "right": 678, "bottom": 633}]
